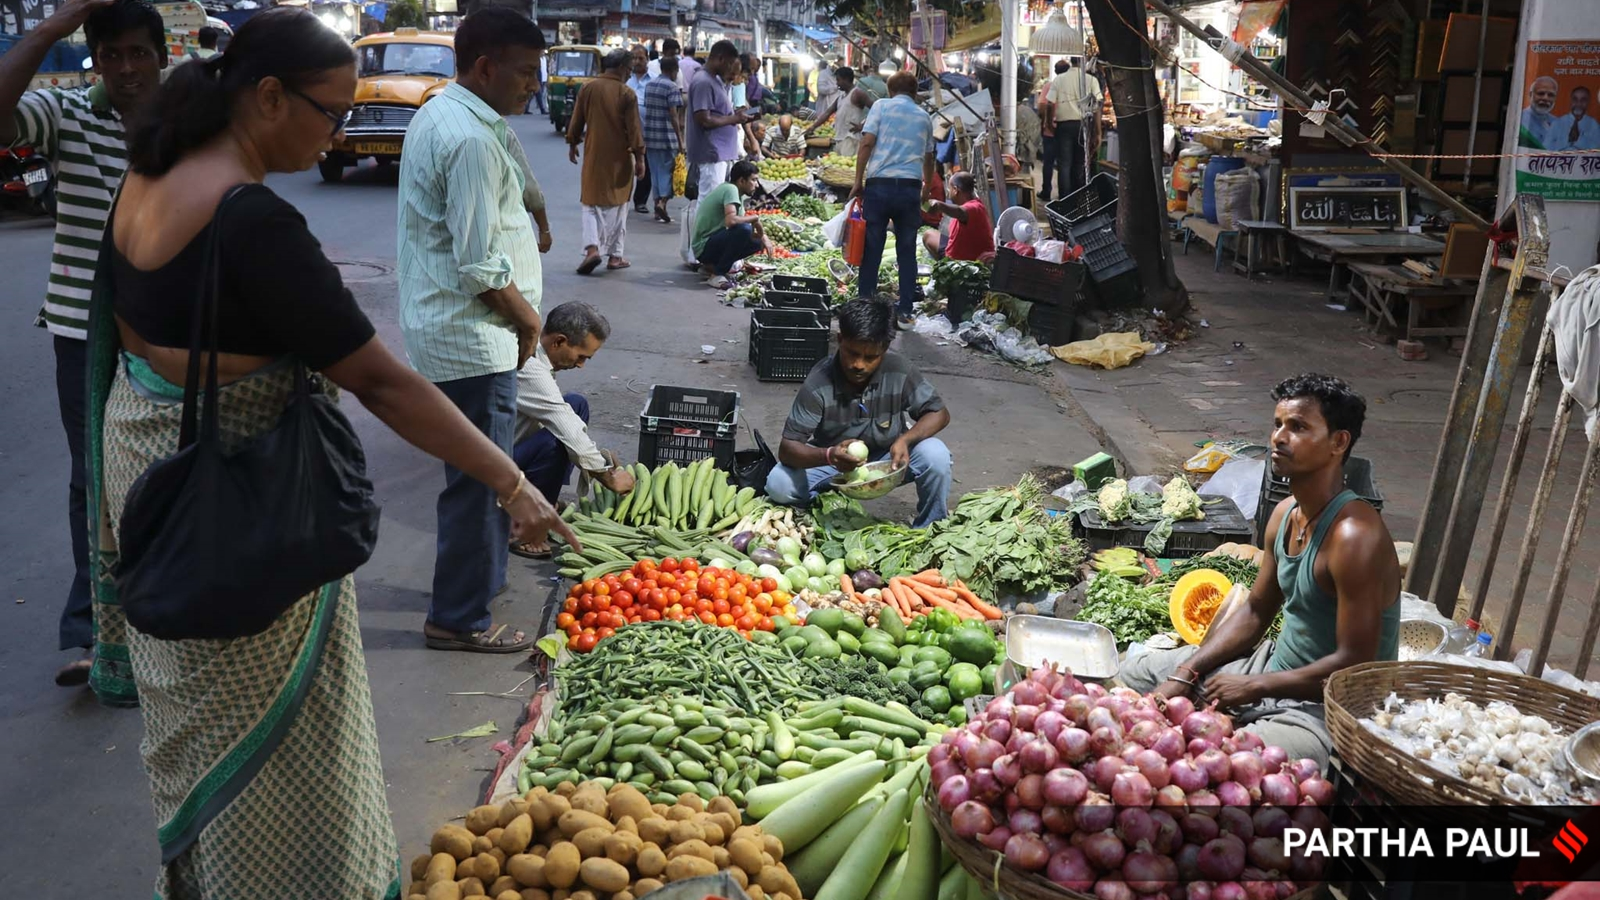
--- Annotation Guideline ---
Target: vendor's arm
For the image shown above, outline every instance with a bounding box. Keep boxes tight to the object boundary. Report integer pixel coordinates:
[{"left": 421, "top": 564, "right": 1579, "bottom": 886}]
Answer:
[
  {"left": 803, "top": 95, "right": 839, "bottom": 134},
  {"left": 1155, "top": 500, "right": 1289, "bottom": 701},
  {"left": 888, "top": 365, "right": 948, "bottom": 468},
  {"left": 1222, "top": 508, "right": 1395, "bottom": 705},
  {"left": 723, "top": 201, "right": 760, "bottom": 228},
  {"left": 777, "top": 384, "right": 862, "bottom": 472},
  {"left": 926, "top": 198, "right": 970, "bottom": 223},
  {"left": 515, "top": 356, "right": 633, "bottom": 492}
]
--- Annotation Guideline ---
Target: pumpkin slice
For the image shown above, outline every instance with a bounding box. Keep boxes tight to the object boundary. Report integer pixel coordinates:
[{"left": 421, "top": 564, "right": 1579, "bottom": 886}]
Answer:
[{"left": 1169, "top": 569, "right": 1233, "bottom": 645}]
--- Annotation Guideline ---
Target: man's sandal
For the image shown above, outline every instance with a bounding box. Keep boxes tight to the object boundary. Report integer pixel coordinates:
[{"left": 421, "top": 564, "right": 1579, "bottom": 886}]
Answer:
[
  {"left": 509, "top": 538, "right": 553, "bottom": 560},
  {"left": 424, "top": 623, "right": 534, "bottom": 654}
]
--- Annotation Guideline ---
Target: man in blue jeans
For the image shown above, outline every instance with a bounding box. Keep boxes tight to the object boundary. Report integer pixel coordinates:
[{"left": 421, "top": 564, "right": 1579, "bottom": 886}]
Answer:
[
  {"left": 691, "top": 159, "right": 774, "bottom": 289},
  {"left": 766, "top": 299, "right": 953, "bottom": 527},
  {"left": 851, "top": 71, "right": 935, "bottom": 329}
]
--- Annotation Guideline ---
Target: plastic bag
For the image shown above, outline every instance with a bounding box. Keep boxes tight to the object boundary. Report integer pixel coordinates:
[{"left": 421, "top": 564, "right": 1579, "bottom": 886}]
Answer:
[
  {"left": 1184, "top": 439, "right": 1257, "bottom": 474},
  {"left": 1199, "top": 457, "right": 1266, "bottom": 519},
  {"left": 1035, "top": 239, "right": 1067, "bottom": 263},
  {"left": 1050, "top": 332, "right": 1156, "bottom": 370},
  {"left": 822, "top": 208, "right": 848, "bottom": 247},
  {"left": 672, "top": 152, "right": 686, "bottom": 196},
  {"left": 953, "top": 310, "right": 1054, "bottom": 367}
]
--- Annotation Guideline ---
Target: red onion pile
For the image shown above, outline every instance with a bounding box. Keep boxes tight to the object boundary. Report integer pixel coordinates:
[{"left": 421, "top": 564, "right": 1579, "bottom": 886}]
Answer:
[{"left": 931, "top": 664, "right": 1331, "bottom": 899}]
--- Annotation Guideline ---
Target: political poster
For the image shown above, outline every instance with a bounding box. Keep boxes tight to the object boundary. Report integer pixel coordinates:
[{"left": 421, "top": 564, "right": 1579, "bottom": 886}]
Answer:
[{"left": 1516, "top": 39, "right": 1600, "bottom": 201}]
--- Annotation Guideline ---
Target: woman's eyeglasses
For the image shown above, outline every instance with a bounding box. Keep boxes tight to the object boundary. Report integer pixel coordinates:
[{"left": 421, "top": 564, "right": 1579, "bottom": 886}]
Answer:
[{"left": 289, "top": 88, "right": 353, "bottom": 138}]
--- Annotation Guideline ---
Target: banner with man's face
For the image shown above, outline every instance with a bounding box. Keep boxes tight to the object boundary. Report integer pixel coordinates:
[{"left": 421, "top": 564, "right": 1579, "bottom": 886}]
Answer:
[{"left": 1517, "top": 40, "right": 1600, "bottom": 201}]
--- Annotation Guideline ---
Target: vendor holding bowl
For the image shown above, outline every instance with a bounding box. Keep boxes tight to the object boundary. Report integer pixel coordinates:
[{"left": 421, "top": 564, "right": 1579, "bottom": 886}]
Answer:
[{"left": 765, "top": 299, "right": 953, "bottom": 526}]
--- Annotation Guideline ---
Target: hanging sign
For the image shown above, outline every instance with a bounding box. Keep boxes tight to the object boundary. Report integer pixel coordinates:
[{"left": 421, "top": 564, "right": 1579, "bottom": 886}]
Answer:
[
  {"left": 1288, "top": 186, "right": 1407, "bottom": 231},
  {"left": 1516, "top": 39, "right": 1600, "bottom": 201}
]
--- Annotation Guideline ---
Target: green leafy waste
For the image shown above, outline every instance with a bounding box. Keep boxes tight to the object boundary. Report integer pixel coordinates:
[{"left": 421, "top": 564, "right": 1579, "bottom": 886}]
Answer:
[{"left": 426, "top": 721, "right": 498, "bottom": 743}]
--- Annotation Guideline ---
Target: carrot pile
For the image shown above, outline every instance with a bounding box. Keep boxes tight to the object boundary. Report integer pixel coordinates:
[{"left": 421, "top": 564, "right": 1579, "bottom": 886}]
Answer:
[{"left": 876, "top": 569, "right": 1003, "bottom": 624}]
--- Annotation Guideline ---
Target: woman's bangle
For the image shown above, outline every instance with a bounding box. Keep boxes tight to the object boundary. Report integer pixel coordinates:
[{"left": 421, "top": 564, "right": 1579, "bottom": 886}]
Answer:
[{"left": 495, "top": 472, "right": 531, "bottom": 510}]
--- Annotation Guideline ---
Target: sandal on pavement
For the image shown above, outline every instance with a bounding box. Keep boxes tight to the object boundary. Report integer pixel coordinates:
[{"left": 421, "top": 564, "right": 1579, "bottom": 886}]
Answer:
[
  {"left": 509, "top": 538, "right": 552, "bottom": 559},
  {"left": 424, "top": 622, "right": 534, "bottom": 654},
  {"left": 576, "top": 255, "right": 603, "bottom": 275},
  {"left": 55, "top": 651, "right": 92, "bottom": 687},
  {"left": 607, "top": 258, "right": 631, "bottom": 270}
]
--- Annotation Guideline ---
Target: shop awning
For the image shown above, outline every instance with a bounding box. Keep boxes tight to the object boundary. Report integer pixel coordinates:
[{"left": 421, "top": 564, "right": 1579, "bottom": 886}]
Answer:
[
  {"left": 797, "top": 25, "right": 835, "bottom": 42},
  {"left": 941, "top": 4, "right": 1001, "bottom": 53}
]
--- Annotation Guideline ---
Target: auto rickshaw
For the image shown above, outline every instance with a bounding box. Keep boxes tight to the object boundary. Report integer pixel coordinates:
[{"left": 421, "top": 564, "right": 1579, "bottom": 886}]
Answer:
[
  {"left": 762, "top": 53, "right": 816, "bottom": 113},
  {"left": 546, "top": 44, "right": 603, "bottom": 132}
]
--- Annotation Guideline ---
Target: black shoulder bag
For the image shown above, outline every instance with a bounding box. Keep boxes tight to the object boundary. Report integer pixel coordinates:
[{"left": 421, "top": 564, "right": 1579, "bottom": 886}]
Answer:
[{"left": 115, "top": 186, "right": 381, "bottom": 640}]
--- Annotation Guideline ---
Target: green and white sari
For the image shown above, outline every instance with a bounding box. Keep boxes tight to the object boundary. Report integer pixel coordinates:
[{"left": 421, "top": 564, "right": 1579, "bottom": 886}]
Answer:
[{"left": 85, "top": 227, "right": 402, "bottom": 899}]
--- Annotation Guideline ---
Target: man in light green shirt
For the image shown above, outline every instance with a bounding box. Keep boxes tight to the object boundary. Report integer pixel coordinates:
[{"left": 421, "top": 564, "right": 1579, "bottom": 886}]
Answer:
[
  {"left": 690, "top": 160, "right": 771, "bottom": 289},
  {"left": 397, "top": 8, "right": 549, "bottom": 654}
]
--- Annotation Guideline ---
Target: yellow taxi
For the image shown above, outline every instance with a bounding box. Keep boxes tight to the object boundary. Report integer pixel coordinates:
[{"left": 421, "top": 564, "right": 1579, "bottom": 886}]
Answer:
[{"left": 321, "top": 28, "right": 455, "bottom": 182}]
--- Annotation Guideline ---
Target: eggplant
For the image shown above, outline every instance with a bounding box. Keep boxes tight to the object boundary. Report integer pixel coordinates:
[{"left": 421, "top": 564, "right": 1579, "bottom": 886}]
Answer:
[
  {"left": 749, "top": 547, "right": 785, "bottom": 568},
  {"left": 730, "top": 531, "right": 755, "bottom": 552},
  {"left": 852, "top": 569, "right": 884, "bottom": 592}
]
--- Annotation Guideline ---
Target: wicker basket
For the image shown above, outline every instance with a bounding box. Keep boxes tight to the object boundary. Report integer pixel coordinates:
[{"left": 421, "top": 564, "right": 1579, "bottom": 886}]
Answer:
[
  {"left": 818, "top": 165, "right": 855, "bottom": 188},
  {"left": 1325, "top": 660, "right": 1600, "bottom": 813},
  {"left": 922, "top": 784, "right": 1318, "bottom": 900}
]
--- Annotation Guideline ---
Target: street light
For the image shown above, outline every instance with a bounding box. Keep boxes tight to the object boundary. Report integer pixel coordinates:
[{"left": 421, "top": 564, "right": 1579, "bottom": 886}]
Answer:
[{"left": 877, "top": 58, "right": 898, "bottom": 76}]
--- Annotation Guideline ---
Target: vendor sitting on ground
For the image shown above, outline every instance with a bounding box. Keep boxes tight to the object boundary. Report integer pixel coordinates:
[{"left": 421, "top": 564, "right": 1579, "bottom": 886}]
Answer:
[
  {"left": 510, "top": 302, "right": 637, "bottom": 558},
  {"left": 1119, "top": 373, "right": 1399, "bottom": 769},
  {"left": 763, "top": 113, "right": 807, "bottom": 157},
  {"left": 692, "top": 159, "right": 774, "bottom": 290},
  {"left": 765, "top": 299, "right": 953, "bottom": 527},
  {"left": 920, "top": 172, "right": 995, "bottom": 261}
]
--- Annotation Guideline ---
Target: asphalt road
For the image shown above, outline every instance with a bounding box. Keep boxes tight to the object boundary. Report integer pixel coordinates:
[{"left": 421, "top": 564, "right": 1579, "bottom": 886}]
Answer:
[{"left": 0, "top": 110, "right": 1099, "bottom": 893}]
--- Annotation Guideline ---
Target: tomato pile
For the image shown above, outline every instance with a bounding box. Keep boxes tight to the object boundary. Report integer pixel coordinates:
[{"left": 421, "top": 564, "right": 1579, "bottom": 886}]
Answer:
[{"left": 558, "top": 557, "right": 799, "bottom": 653}]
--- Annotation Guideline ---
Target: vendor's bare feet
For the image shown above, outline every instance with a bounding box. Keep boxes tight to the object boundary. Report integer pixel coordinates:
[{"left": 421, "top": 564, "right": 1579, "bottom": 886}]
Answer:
[{"left": 423, "top": 622, "right": 534, "bottom": 653}]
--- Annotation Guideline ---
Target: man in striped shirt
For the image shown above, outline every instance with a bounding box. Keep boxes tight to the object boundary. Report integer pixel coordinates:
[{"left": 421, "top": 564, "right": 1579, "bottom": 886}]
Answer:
[
  {"left": 0, "top": 0, "right": 167, "bottom": 687},
  {"left": 397, "top": 8, "right": 549, "bottom": 654}
]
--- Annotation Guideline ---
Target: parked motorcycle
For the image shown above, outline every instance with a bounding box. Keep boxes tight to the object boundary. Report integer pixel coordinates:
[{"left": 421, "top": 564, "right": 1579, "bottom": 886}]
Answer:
[{"left": 1, "top": 144, "right": 56, "bottom": 216}]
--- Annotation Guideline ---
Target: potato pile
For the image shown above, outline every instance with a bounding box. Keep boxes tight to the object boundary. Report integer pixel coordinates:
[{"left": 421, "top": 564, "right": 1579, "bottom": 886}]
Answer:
[{"left": 408, "top": 779, "right": 803, "bottom": 900}]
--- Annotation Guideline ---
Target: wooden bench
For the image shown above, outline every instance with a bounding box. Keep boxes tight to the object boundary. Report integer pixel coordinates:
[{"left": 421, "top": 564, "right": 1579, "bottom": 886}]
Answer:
[{"left": 1346, "top": 260, "right": 1475, "bottom": 343}]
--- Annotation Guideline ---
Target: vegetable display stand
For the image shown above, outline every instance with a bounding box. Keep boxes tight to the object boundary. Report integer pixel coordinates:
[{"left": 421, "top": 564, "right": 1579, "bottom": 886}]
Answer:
[
  {"left": 1256, "top": 455, "right": 1383, "bottom": 543},
  {"left": 989, "top": 247, "right": 1086, "bottom": 308},
  {"left": 637, "top": 385, "right": 740, "bottom": 469},
  {"left": 1075, "top": 494, "right": 1253, "bottom": 557},
  {"left": 1325, "top": 661, "right": 1600, "bottom": 823},
  {"left": 748, "top": 307, "right": 830, "bottom": 382}
]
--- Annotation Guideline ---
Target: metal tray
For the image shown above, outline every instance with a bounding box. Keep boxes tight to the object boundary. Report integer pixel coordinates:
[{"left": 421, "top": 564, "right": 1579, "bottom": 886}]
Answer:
[{"left": 1004, "top": 614, "right": 1119, "bottom": 681}]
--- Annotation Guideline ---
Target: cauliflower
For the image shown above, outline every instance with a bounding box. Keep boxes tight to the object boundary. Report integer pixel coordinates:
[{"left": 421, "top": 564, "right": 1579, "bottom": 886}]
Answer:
[
  {"left": 1161, "top": 476, "right": 1205, "bottom": 520},
  {"left": 1097, "top": 478, "right": 1131, "bottom": 521}
]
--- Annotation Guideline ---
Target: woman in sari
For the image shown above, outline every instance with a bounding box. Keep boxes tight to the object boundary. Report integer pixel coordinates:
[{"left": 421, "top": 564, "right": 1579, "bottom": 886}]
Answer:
[{"left": 84, "top": 9, "right": 576, "bottom": 897}]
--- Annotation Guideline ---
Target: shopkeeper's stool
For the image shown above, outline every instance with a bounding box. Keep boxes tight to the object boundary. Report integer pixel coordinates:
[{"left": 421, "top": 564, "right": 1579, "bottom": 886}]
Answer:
[{"left": 1231, "top": 220, "right": 1291, "bottom": 279}]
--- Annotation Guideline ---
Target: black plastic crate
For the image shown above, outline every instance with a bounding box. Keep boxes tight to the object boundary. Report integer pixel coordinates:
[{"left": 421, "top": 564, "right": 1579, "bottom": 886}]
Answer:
[
  {"left": 1075, "top": 494, "right": 1253, "bottom": 558},
  {"left": 749, "top": 308, "right": 830, "bottom": 382},
  {"left": 1256, "top": 455, "right": 1384, "bottom": 542},
  {"left": 944, "top": 283, "right": 982, "bottom": 325},
  {"left": 637, "top": 385, "right": 741, "bottom": 469},
  {"left": 1025, "top": 294, "right": 1077, "bottom": 345},
  {"left": 770, "top": 274, "right": 828, "bottom": 294},
  {"left": 989, "top": 247, "right": 1086, "bottom": 306},
  {"left": 1081, "top": 267, "right": 1143, "bottom": 308},
  {"left": 1068, "top": 211, "right": 1139, "bottom": 282},
  {"left": 762, "top": 290, "right": 832, "bottom": 317},
  {"left": 1045, "top": 172, "right": 1118, "bottom": 239}
]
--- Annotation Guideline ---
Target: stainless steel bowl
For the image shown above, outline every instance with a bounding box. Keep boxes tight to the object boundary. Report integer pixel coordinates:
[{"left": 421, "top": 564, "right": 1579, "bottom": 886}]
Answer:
[
  {"left": 829, "top": 459, "right": 908, "bottom": 500},
  {"left": 1397, "top": 618, "right": 1449, "bottom": 661},
  {"left": 1564, "top": 721, "right": 1600, "bottom": 788}
]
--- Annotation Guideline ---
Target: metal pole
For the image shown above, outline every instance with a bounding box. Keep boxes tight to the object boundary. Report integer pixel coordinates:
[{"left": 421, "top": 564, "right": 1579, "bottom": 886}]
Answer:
[
  {"left": 1460, "top": 0, "right": 1489, "bottom": 190},
  {"left": 1528, "top": 437, "right": 1600, "bottom": 677},
  {"left": 1001, "top": 0, "right": 1017, "bottom": 154},
  {"left": 1142, "top": 0, "right": 1489, "bottom": 230},
  {"left": 1492, "top": 389, "right": 1576, "bottom": 659},
  {"left": 1574, "top": 565, "right": 1600, "bottom": 680},
  {"left": 1468, "top": 326, "right": 1556, "bottom": 624}
]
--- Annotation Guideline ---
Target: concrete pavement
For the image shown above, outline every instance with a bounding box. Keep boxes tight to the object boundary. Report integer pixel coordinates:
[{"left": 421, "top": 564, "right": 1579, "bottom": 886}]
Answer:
[{"left": 0, "top": 112, "right": 1104, "bottom": 893}]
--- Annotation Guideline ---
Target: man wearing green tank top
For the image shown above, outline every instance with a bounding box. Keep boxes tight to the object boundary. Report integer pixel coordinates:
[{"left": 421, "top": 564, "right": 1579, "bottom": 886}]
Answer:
[{"left": 1120, "top": 374, "right": 1401, "bottom": 769}]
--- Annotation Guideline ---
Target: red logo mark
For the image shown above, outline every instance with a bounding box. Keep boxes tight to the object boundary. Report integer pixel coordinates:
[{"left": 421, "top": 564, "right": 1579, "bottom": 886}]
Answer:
[{"left": 1554, "top": 820, "right": 1589, "bottom": 864}]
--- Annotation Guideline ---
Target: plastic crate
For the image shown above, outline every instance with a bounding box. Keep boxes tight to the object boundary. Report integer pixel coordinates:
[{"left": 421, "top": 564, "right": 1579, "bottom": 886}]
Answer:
[
  {"left": 1026, "top": 294, "right": 1078, "bottom": 345},
  {"left": 761, "top": 290, "right": 832, "bottom": 317},
  {"left": 1067, "top": 211, "right": 1139, "bottom": 283},
  {"left": 1075, "top": 494, "right": 1253, "bottom": 558},
  {"left": 1081, "top": 268, "right": 1144, "bottom": 308},
  {"left": 1045, "top": 172, "right": 1119, "bottom": 239},
  {"left": 749, "top": 308, "right": 830, "bottom": 382},
  {"left": 637, "top": 385, "right": 741, "bottom": 469},
  {"left": 770, "top": 274, "right": 828, "bottom": 294},
  {"left": 944, "top": 283, "right": 982, "bottom": 325},
  {"left": 989, "top": 247, "right": 1086, "bottom": 306},
  {"left": 1255, "top": 455, "right": 1384, "bottom": 542}
]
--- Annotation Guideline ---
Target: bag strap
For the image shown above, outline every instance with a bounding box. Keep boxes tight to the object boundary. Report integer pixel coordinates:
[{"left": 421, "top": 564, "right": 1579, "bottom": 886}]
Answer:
[{"left": 178, "top": 184, "right": 254, "bottom": 451}]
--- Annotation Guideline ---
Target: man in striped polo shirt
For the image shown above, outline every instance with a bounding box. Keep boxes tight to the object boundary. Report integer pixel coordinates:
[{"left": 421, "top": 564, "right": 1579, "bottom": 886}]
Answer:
[
  {"left": 0, "top": 0, "right": 167, "bottom": 687},
  {"left": 398, "top": 8, "right": 549, "bottom": 654}
]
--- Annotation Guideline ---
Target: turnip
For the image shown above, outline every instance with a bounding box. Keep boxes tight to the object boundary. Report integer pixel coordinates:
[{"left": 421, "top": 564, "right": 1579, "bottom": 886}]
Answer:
[{"left": 845, "top": 440, "right": 869, "bottom": 462}]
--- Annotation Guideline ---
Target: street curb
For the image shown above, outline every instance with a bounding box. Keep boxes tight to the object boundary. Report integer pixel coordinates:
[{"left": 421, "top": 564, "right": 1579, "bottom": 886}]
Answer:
[{"left": 1045, "top": 363, "right": 1187, "bottom": 478}]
